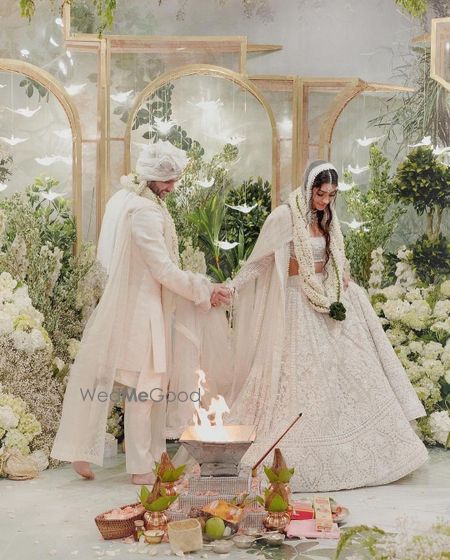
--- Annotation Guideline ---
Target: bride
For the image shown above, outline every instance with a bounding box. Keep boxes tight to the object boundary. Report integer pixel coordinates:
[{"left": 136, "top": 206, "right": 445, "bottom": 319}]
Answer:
[{"left": 225, "top": 160, "right": 428, "bottom": 492}]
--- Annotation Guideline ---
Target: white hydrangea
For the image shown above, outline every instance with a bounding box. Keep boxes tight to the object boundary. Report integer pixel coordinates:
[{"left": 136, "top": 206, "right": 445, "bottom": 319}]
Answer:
[
  {"left": 387, "top": 328, "right": 408, "bottom": 347},
  {"left": 0, "top": 405, "right": 19, "bottom": 430},
  {"left": 440, "top": 279, "right": 450, "bottom": 298},
  {"left": 420, "top": 358, "right": 445, "bottom": 382},
  {"left": 181, "top": 239, "right": 207, "bottom": 275},
  {"left": 442, "top": 341, "right": 450, "bottom": 369},
  {"left": 381, "top": 285, "right": 405, "bottom": 300},
  {"left": 422, "top": 341, "right": 443, "bottom": 360},
  {"left": 368, "top": 247, "right": 384, "bottom": 295},
  {"left": 431, "top": 318, "right": 450, "bottom": 335},
  {"left": 67, "top": 338, "right": 80, "bottom": 360},
  {"left": 414, "top": 377, "right": 436, "bottom": 401},
  {"left": 433, "top": 299, "right": 450, "bottom": 320},
  {"left": 3, "top": 428, "right": 30, "bottom": 455},
  {"left": 405, "top": 288, "right": 423, "bottom": 302},
  {"left": 382, "top": 299, "right": 410, "bottom": 321},
  {"left": 428, "top": 411, "right": 450, "bottom": 447},
  {"left": 408, "top": 340, "right": 424, "bottom": 354}
]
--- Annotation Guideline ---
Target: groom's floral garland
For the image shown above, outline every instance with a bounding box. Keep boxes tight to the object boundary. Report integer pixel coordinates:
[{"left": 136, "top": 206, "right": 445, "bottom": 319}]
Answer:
[
  {"left": 120, "top": 173, "right": 180, "bottom": 266},
  {"left": 289, "top": 190, "right": 346, "bottom": 321}
]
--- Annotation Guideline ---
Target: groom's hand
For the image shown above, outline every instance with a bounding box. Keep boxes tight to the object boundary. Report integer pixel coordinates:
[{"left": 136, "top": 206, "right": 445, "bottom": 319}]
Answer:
[{"left": 210, "top": 285, "right": 231, "bottom": 307}]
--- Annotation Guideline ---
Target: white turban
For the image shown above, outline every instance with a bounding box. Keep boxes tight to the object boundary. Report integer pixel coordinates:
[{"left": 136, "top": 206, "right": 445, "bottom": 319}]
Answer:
[{"left": 135, "top": 141, "right": 188, "bottom": 182}]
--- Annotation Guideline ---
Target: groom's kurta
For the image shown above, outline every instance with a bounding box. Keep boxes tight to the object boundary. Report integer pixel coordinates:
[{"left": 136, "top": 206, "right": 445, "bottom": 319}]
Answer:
[{"left": 51, "top": 190, "right": 211, "bottom": 467}]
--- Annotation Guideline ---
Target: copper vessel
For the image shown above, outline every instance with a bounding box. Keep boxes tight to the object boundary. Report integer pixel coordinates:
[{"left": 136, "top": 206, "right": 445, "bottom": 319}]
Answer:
[
  {"left": 263, "top": 511, "right": 290, "bottom": 532},
  {"left": 144, "top": 510, "right": 169, "bottom": 532}
]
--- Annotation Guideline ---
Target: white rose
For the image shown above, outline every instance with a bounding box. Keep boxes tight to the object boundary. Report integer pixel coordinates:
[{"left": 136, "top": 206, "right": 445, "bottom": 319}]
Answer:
[
  {"left": 30, "top": 328, "right": 47, "bottom": 351},
  {"left": 53, "top": 357, "right": 65, "bottom": 371},
  {"left": 0, "top": 272, "right": 17, "bottom": 292},
  {"left": 0, "top": 405, "right": 19, "bottom": 430},
  {"left": 420, "top": 358, "right": 445, "bottom": 382},
  {"left": 67, "top": 338, "right": 80, "bottom": 360}
]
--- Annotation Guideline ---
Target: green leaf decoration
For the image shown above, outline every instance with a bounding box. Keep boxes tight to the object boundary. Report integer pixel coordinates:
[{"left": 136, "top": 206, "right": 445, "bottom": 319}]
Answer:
[
  {"left": 263, "top": 466, "right": 278, "bottom": 483},
  {"left": 139, "top": 484, "right": 150, "bottom": 505},
  {"left": 278, "top": 467, "right": 295, "bottom": 483},
  {"left": 161, "top": 464, "right": 186, "bottom": 482},
  {"left": 147, "top": 495, "right": 178, "bottom": 512},
  {"left": 268, "top": 494, "right": 289, "bottom": 512}
]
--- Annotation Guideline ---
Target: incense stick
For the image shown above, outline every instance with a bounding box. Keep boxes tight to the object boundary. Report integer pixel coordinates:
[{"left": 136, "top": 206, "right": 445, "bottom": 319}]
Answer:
[{"left": 251, "top": 413, "right": 302, "bottom": 477}]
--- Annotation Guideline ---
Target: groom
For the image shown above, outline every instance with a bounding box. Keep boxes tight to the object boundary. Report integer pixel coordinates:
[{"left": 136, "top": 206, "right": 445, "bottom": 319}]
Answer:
[{"left": 51, "top": 141, "right": 230, "bottom": 484}]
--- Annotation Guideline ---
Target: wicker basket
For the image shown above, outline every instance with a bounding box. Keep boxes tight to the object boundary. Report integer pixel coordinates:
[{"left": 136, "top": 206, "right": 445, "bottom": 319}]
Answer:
[{"left": 94, "top": 502, "right": 145, "bottom": 540}]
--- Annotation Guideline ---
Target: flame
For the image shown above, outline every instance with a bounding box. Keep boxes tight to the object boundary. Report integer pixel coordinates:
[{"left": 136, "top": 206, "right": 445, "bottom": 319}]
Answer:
[{"left": 193, "top": 369, "right": 230, "bottom": 442}]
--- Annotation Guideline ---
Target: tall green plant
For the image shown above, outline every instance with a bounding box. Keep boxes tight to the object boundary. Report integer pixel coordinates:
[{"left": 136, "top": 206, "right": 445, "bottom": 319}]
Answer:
[
  {"left": 394, "top": 146, "right": 450, "bottom": 241},
  {"left": 393, "top": 146, "right": 449, "bottom": 283},
  {"left": 371, "top": 47, "right": 450, "bottom": 155},
  {"left": 343, "top": 145, "right": 405, "bottom": 287}
]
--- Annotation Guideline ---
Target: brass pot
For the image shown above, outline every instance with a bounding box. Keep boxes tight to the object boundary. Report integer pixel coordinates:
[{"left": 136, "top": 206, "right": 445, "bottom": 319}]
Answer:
[
  {"left": 263, "top": 511, "right": 290, "bottom": 532},
  {"left": 144, "top": 510, "right": 168, "bottom": 532}
]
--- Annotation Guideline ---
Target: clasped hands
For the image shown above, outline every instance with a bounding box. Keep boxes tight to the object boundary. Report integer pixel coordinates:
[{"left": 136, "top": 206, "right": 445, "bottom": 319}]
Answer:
[{"left": 210, "top": 284, "right": 233, "bottom": 308}]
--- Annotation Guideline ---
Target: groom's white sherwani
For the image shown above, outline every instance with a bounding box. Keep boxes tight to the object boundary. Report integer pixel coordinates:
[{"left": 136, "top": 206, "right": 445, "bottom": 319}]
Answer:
[{"left": 51, "top": 189, "right": 211, "bottom": 472}]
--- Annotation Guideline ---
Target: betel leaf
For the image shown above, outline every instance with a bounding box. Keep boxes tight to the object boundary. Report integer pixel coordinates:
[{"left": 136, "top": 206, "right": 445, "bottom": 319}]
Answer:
[
  {"left": 147, "top": 495, "right": 178, "bottom": 512},
  {"left": 161, "top": 464, "right": 186, "bottom": 483},
  {"left": 139, "top": 484, "right": 150, "bottom": 505},
  {"left": 278, "top": 467, "right": 295, "bottom": 483},
  {"left": 268, "top": 495, "right": 288, "bottom": 513},
  {"left": 263, "top": 466, "right": 278, "bottom": 483}
]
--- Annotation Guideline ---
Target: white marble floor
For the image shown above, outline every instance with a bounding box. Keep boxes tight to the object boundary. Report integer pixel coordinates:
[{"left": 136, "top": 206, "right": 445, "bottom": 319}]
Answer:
[{"left": 0, "top": 448, "right": 449, "bottom": 560}]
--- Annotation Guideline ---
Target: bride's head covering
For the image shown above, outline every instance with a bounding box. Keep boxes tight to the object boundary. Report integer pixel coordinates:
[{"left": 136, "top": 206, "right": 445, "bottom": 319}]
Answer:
[
  {"left": 302, "top": 160, "right": 338, "bottom": 224},
  {"left": 135, "top": 141, "right": 188, "bottom": 182}
]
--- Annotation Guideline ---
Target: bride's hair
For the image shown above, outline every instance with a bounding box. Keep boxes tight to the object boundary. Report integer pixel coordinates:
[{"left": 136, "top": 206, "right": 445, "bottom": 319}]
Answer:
[{"left": 311, "top": 168, "right": 338, "bottom": 269}]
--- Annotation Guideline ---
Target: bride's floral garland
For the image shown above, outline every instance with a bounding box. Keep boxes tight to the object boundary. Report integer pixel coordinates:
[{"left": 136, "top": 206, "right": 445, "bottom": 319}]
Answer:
[
  {"left": 120, "top": 173, "right": 180, "bottom": 266},
  {"left": 288, "top": 189, "right": 346, "bottom": 321}
]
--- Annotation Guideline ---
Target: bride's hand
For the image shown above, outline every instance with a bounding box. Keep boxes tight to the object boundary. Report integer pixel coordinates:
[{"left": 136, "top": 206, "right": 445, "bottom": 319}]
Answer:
[{"left": 210, "top": 285, "right": 232, "bottom": 307}]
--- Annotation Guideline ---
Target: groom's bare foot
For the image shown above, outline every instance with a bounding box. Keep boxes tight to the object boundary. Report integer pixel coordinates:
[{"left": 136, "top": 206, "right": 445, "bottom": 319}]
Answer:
[
  {"left": 72, "top": 461, "right": 95, "bottom": 480},
  {"left": 132, "top": 472, "right": 155, "bottom": 485}
]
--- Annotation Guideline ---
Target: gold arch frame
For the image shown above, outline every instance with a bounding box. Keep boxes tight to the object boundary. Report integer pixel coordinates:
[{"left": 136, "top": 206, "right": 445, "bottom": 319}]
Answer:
[
  {"left": 317, "top": 79, "right": 414, "bottom": 161},
  {"left": 124, "top": 64, "right": 280, "bottom": 205},
  {"left": 0, "top": 58, "right": 83, "bottom": 249}
]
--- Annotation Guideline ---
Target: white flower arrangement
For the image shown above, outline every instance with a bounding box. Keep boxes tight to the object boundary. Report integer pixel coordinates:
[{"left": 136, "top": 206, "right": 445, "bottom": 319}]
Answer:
[
  {"left": 0, "top": 388, "right": 42, "bottom": 463},
  {"left": 0, "top": 272, "right": 52, "bottom": 354},
  {"left": 180, "top": 239, "right": 207, "bottom": 275},
  {"left": 369, "top": 249, "right": 450, "bottom": 445}
]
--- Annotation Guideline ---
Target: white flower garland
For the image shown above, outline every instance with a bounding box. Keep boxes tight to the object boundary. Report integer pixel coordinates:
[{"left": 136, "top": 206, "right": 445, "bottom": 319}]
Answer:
[
  {"left": 120, "top": 173, "right": 180, "bottom": 266},
  {"left": 288, "top": 189, "right": 346, "bottom": 316}
]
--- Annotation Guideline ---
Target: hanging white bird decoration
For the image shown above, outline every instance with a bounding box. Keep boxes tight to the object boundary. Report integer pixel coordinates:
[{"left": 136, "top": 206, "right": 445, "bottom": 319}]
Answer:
[
  {"left": 408, "top": 136, "right": 432, "bottom": 148},
  {"left": 338, "top": 182, "right": 354, "bottom": 192},
  {"left": 225, "top": 203, "right": 257, "bottom": 214},
  {"left": 356, "top": 135, "right": 384, "bottom": 147},
  {"left": 198, "top": 177, "right": 215, "bottom": 189},
  {"left": 347, "top": 164, "right": 369, "bottom": 174},
  {"left": 341, "top": 218, "right": 369, "bottom": 230},
  {"left": 216, "top": 240, "right": 239, "bottom": 250}
]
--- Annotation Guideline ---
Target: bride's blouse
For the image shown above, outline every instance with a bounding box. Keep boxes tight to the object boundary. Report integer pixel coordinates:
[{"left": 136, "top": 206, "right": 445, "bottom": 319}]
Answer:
[{"left": 230, "top": 235, "right": 326, "bottom": 292}]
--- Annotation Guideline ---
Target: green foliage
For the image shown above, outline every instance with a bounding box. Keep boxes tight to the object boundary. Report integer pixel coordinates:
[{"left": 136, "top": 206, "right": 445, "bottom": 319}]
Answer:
[
  {"left": 71, "top": 0, "right": 96, "bottom": 33},
  {"left": 223, "top": 176, "right": 271, "bottom": 253},
  {"left": 335, "top": 525, "right": 386, "bottom": 559},
  {"left": 394, "top": 147, "right": 450, "bottom": 215},
  {"left": 394, "top": 0, "right": 428, "bottom": 17},
  {"left": 411, "top": 233, "right": 449, "bottom": 284},
  {"left": 188, "top": 193, "right": 227, "bottom": 281},
  {"left": 126, "top": 83, "right": 204, "bottom": 153},
  {"left": 262, "top": 488, "right": 289, "bottom": 513},
  {"left": 263, "top": 465, "right": 294, "bottom": 484},
  {"left": 0, "top": 177, "right": 102, "bottom": 361},
  {"left": 19, "top": 0, "right": 117, "bottom": 36},
  {"left": 19, "top": 78, "right": 49, "bottom": 102},
  {"left": 343, "top": 145, "right": 405, "bottom": 287},
  {"left": 370, "top": 48, "right": 450, "bottom": 154},
  {"left": 0, "top": 148, "right": 13, "bottom": 185},
  {"left": 139, "top": 483, "right": 178, "bottom": 512}
]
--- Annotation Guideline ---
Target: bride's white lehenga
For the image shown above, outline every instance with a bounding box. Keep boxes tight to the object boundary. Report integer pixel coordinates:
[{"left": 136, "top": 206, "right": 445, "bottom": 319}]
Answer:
[{"left": 226, "top": 166, "right": 428, "bottom": 492}]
